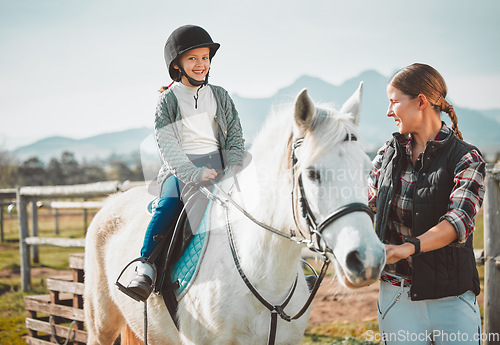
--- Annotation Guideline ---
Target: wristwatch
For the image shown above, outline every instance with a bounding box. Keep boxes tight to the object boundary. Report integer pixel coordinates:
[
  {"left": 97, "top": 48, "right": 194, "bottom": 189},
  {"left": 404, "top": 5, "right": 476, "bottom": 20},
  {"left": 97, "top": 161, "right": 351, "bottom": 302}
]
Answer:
[{"left": 404, "top": 237, "right": 421, "bottom": 257}]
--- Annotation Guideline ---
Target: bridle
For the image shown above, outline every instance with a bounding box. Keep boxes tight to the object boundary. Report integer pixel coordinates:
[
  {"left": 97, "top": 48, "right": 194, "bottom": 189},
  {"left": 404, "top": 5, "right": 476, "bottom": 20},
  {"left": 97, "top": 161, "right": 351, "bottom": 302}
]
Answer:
[
  {"left": 199, "top": 131, "right": 374, "bottom": 345},
  {"left": 290, "top": 134, "right": 374, "bottom": 255}
]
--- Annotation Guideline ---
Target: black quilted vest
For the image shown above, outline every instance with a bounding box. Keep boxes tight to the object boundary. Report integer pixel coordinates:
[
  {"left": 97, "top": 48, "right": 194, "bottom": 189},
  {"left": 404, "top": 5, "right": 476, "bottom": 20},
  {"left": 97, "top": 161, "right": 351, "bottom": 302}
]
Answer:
[{"left": 375, "top": 131, "right": 481, "bottom": 301}]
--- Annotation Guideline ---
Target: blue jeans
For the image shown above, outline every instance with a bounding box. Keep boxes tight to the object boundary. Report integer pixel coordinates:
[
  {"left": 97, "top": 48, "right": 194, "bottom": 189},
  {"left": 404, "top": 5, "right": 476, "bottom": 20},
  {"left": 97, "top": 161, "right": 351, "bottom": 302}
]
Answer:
[{"left": 140, "top": 150, "right": 224, "bottom": 258}]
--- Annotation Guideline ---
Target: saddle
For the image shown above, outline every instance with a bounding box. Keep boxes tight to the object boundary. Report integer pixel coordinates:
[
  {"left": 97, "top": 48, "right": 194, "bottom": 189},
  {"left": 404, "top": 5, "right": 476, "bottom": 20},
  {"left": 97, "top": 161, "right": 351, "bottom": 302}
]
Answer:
[{"left": 148, "top": 182, "right": 211, "bottom": 326}]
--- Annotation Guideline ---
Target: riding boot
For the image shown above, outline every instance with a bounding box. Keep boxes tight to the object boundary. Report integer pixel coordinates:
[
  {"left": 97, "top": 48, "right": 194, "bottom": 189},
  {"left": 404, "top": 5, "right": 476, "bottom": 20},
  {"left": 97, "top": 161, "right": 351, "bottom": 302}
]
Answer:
[{"left": 127, "top": 261, "right": 156, "bottom": 301}]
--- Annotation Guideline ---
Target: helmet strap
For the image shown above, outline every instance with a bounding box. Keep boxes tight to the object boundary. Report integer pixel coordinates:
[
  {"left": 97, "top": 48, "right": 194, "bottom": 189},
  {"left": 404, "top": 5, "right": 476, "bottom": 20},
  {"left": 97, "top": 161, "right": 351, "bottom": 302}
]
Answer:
[{"left": 178, "top": 65, "right": 209, "bottom": 87}]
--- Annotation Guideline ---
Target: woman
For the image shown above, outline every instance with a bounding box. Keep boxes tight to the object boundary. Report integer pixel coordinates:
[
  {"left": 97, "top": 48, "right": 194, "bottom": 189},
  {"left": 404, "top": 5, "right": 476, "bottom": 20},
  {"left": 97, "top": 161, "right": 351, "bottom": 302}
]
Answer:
[{"left": 368, "top": 63, "right": 485, "bottom": 344}]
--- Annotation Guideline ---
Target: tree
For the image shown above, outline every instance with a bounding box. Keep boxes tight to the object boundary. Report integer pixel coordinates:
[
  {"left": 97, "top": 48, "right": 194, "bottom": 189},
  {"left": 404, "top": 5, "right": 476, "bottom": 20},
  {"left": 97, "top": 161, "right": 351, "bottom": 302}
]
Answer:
[
  {"left": 60, "top": 151, "right": 81, "bottom": 185},
  {"left": 46, "top": 158, "right": 65, "bottom": 185},
  {"left": 108, "top": 161, "right": 136, "bottom": 182},
  {"left": 18, "top": 156, "right": 46, "bottom": 186},
  {"left": 0, "top": 148, "right": 17, "bottom": 188},
  {"left": 81, "top": 164, "right": 107, "bottom": 183}
]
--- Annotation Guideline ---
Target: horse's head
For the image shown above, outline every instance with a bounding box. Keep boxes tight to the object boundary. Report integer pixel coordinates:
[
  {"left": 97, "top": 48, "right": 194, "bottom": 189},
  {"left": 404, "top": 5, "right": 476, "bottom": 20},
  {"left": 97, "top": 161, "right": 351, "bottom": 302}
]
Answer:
[{"left": 290, "top": 83, "right": 385, "bottom": 288}]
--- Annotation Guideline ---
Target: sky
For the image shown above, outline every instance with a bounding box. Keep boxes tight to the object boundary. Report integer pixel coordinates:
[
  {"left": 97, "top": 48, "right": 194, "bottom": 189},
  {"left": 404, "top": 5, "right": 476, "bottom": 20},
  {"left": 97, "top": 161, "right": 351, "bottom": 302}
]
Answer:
[{"left": 1, "top": 0, "right": 499, "bottom": 150}]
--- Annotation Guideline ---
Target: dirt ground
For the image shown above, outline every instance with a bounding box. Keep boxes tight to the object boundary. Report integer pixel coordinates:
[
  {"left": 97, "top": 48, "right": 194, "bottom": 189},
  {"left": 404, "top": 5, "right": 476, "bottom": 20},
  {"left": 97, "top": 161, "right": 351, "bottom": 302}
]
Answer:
[
  {"left": 308, "top": 278, "right": 380, "bottom": 325},
  {"left": 1, "top": 267, "right": 484, "bottom": 327}
]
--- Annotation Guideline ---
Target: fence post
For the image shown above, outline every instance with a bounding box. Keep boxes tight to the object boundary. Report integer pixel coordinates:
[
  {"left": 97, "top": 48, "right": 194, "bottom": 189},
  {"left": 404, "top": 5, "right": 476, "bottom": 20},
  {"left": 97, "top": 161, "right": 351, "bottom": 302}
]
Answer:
[
  {"left": 83, "top": 197, "right": 88, "bottom": 232},
  {"left": 0, "top": 204, "right": 3, "bottom": 242},
  {"left": 484, "top": 166, "right": 500, "bottom": 345},
  {"left": 17, "top": 188, "right": 31, "bottom": 291},
  {"left": 31, "top": 200, "right": 39, "bottom": 264},
  {"left": 54, "top": 207, "right": 60, "bottom": 235}
]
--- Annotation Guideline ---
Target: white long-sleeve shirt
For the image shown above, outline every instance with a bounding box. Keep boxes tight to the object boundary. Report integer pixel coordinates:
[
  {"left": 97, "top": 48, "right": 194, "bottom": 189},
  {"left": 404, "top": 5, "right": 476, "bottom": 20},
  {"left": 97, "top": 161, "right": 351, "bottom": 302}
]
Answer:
[{"left": 171, "top": 82, "right": 218, "bottom": 155}]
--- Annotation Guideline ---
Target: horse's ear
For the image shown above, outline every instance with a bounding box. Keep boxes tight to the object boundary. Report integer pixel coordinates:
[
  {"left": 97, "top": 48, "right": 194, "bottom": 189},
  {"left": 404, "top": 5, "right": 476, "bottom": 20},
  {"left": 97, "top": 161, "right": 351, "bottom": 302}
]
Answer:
[
  {"left": 294, "top": 89, "right": 315, "bottom": 133},
  {"left": 340, "top": 82, "right": 363, "bottom": 125}
]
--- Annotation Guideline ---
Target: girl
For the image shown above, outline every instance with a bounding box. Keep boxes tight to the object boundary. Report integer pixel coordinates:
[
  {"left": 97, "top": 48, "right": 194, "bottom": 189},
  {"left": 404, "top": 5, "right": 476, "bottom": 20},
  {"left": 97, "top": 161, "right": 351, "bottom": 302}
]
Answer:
[
  {"left": 126, "top": 25, "right": 245, "bottom": 301},
  {"left": 369, "top": 63, "right": 486, "bottom": 344}
]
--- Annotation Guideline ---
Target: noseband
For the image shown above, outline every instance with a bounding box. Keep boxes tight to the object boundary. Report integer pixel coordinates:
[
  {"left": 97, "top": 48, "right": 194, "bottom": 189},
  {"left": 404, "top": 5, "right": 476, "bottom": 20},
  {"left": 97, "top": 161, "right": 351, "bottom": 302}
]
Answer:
[{"left": 290, "top": 134, "right": 374, "bottom": 254}]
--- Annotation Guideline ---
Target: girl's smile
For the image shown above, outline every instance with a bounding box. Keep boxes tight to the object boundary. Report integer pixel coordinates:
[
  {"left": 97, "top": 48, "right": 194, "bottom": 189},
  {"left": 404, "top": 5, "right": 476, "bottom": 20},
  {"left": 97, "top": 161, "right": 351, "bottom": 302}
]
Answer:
[{"left": 174, "top": 47, "right": 211, "bottom": 86}]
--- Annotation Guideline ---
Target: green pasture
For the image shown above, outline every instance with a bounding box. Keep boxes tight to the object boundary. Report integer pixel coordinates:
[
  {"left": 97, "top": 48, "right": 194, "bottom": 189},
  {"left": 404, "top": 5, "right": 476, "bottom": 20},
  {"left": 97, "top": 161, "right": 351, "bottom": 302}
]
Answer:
[{"left": 0, "top": 206, "right": 485, "bottom": 344}]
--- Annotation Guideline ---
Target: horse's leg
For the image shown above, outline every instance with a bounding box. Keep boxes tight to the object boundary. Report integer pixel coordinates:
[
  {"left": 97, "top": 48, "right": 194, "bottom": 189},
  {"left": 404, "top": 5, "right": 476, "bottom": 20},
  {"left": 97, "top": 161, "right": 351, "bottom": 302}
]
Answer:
[
  {"left": 84, "top": 218, "right": 125, "bottom": 345},
  {"left": 84, "top": 289, "right": 123, "bottom": 345}
]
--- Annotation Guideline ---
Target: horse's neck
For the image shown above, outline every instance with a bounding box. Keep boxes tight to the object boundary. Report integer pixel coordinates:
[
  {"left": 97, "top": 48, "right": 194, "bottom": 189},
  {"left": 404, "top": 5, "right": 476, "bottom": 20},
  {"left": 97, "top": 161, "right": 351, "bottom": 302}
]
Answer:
[{"left": 228, "top": 164, "right": 302, "bottom": 293}]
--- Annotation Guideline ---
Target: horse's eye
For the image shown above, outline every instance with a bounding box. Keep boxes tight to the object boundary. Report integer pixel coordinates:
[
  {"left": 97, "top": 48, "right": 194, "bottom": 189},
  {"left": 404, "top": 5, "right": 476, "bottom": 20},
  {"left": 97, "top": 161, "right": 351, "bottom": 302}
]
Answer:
[{"left": 306, "top": 169, "right": 321, "bottom": 182}]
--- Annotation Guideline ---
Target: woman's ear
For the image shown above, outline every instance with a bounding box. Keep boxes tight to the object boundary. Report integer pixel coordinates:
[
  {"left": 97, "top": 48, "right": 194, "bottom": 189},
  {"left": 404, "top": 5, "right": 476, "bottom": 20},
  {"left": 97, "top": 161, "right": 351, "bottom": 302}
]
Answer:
[{"left": 417, "top": 94, "right": 428, "bottom": 110}]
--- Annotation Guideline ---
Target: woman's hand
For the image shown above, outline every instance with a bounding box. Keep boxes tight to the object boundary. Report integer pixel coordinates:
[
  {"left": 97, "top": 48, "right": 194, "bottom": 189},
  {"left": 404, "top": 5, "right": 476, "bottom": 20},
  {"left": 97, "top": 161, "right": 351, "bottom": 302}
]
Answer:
[
  {"left": 384, "top": 243, "right": 415, "bottom": 265},
  {"left": 202, "top": 168, "right": 218, "bottom": 181},
  {"left": 384, "top": 220, "right": 459, "bottom": 265}
]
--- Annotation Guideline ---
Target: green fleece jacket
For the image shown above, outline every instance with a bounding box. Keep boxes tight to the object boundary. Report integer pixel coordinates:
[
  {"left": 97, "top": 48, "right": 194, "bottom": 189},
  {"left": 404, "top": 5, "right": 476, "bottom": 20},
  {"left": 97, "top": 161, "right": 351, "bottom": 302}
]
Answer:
[{"left": 154, "top": 84, "right": 245, "bottom": 187}]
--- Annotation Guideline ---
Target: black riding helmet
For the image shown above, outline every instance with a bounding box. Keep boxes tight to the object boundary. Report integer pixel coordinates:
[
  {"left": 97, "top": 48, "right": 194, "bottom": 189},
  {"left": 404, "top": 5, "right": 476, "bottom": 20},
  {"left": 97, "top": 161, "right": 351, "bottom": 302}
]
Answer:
[{"left": 164, "top": 25, "right": 220, "bottom": 86}]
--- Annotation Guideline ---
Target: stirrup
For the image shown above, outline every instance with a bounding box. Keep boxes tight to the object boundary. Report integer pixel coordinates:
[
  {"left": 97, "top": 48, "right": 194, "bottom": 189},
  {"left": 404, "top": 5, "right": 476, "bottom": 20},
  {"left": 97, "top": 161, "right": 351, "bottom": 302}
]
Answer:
[{"left": 116, "top": 257, "right": 157, "bottom": 302}]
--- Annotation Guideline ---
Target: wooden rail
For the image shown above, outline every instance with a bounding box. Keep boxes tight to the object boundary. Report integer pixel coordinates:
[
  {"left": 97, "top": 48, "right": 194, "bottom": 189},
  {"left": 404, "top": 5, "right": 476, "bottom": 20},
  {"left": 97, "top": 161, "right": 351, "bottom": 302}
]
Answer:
[{"left": 25, "top": 237, "right": 86, "bottom": 248}]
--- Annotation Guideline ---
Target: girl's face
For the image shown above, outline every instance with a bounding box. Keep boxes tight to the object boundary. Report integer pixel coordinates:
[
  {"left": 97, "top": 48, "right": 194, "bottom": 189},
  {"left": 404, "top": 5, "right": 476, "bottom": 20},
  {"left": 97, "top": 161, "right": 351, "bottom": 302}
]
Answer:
[
  {"left": 174, "top": 47, "right": 211, "bottom": 86},
  {"left": 386, "top": 84, "right": 423, "bottom": 135}
]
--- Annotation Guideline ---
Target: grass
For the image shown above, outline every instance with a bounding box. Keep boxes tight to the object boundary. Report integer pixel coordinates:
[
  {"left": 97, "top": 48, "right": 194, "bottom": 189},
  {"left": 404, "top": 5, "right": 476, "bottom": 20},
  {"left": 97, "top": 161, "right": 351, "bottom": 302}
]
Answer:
[
  {"left": 0, "top": 206, "right": 87, "bottom": 345},
  {"left": 0, "top": 278, "right": 47, "bottom": 345},
  {"left": 302, "top": 321, "right": 381, "bottom": 344},
  {"left": 0, "top": 207, "right": 487, "bottom": 344},
  {"left": 0, "top": 208, "right": 88, "bottom": 271}
]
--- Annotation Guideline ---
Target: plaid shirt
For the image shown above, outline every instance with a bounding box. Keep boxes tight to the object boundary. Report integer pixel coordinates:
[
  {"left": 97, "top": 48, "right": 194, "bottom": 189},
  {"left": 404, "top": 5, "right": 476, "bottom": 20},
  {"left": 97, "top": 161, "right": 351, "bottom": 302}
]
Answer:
[{"left": 368, "top": 124, "right": 486, "bottom": 287}]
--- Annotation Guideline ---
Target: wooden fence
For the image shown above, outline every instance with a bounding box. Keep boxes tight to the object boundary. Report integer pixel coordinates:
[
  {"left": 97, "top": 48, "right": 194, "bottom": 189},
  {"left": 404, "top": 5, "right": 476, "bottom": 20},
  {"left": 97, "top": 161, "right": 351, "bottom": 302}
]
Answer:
[
  {"left": 17, "top": 181, "right": 123, "bottom": 292},
  {"left": 484, "top": 165, "right": 500, "bottom": 345},
  {"left": 25, "top": 253, "right": 86, "bottom": 345}
]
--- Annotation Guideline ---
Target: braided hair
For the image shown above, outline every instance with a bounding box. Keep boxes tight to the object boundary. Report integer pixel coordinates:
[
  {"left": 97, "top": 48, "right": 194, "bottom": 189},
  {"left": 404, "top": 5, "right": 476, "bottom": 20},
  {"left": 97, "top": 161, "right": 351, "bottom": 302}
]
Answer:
[{"left": 389, "top": 63, "right": 463, "bottom": 140}]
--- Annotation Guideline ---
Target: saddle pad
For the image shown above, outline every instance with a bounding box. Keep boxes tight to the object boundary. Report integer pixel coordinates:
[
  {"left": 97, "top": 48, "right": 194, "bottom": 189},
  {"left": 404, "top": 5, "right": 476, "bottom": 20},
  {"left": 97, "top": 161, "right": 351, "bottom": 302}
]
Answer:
[
  {"left": 170, "top": 199, "right": 212, "bottom": 301},
  {"left": 146, "top": 198, "right": 158, "bottom": 215}
]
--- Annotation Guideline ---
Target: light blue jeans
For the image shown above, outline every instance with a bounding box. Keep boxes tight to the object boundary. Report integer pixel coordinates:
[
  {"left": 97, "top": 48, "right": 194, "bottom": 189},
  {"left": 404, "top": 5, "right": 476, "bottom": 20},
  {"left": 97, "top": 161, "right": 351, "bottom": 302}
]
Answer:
[{"left": 377, "top": 280, "right": 482, "bottom": 345}]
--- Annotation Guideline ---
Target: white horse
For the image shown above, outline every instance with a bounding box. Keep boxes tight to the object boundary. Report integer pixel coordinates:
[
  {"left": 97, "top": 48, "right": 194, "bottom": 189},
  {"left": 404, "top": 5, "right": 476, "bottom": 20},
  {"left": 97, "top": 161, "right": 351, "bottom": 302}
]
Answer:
[{"left": 84, "top": 84, "right": 386, "bottom": 345}]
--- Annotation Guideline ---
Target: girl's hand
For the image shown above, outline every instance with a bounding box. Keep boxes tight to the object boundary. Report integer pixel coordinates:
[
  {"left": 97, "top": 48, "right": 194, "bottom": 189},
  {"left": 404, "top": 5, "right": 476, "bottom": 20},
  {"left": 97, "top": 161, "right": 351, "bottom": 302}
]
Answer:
[
  {"left": 202, "top": 168, "right": 218, "bottom": 181},
  {"left": 384, "top": 243, "right": 414, "bottom": 264}
]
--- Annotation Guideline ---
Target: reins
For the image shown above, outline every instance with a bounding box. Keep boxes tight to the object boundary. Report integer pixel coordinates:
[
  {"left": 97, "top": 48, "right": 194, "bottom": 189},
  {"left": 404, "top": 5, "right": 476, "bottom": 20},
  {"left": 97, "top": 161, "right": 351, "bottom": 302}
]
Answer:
[{"left": 224, "top": 202, "right": 330, "bottom": 345}]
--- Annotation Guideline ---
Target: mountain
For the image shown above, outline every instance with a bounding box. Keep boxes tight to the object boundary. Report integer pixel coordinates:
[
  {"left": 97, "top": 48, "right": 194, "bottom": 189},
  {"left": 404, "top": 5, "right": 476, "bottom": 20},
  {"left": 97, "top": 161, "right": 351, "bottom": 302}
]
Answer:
[
  {"left": 13, "top": 127, "right": 152, "bottom": 162},
  {"left": 479, "top": 109, "right": 500, "bottom": 125},
  {"left": 12, "top": 71, "right": 500, "bottom": 162}
]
